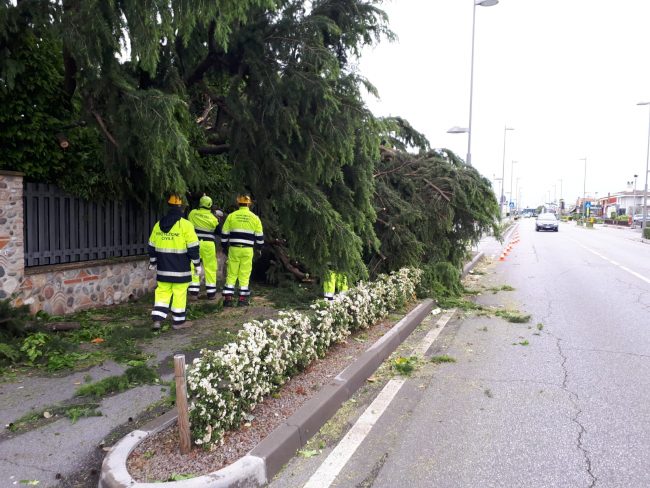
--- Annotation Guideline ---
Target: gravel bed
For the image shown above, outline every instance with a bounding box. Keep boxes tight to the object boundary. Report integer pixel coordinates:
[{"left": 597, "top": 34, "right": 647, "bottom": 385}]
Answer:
[{"left": 128, "top": 308, "right": 410, "bottom": 482}]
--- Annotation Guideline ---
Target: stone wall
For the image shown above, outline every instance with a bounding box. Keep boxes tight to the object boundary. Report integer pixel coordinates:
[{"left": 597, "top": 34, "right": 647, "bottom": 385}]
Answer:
[
  {"left": 0, "top": 171, "right": 25, "bottom": 301},
  {"left": 18, "top": 257, "right": 156, "bottom": 315},
  {"left": 1, "top": 171, "right": 228, "bottom": 315},
  {"left": 0, "top": 172, "right": 159, "bottom": 314}
]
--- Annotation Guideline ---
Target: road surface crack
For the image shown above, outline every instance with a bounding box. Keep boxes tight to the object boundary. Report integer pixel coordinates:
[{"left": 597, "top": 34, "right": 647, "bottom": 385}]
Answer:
[{"left": 555, "top": 337, "right": 597, "bottom": 487}]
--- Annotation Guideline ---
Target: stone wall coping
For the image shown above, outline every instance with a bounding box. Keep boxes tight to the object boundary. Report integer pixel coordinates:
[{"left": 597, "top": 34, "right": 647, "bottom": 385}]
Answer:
[
  {"left": 25, "top": 255, "right": 148, "bottom": 276},
  {"left": 0, "top": 170, "right": 25, "bottom": 177}
]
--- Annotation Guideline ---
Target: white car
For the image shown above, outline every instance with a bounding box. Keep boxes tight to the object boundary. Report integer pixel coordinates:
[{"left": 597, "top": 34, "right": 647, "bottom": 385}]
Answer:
[{"left": 536, "top": 213, "right": 559, "bottom": 232}]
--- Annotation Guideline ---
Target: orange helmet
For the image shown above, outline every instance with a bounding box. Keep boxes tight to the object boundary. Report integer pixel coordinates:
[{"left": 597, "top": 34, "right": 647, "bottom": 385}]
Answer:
[
  {"left": 236, "top": 194, "right": 253, "bottom": 205},
  {"left": 168, "top": 194, "right": 183, "bottom": 205}
]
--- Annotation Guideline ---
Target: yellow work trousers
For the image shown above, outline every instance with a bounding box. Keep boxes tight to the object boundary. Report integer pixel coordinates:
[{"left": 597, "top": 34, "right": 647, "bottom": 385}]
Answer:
[
  {"left": 323, "top": 271, "right": 348, "bottom": 300},
  {"left": 151, "top": 281, "right": 190, "bottom": 325},
  {"left": 189, "top": 240, "right": 218, "bottom": 298},
  {"left": 222, "top": 246, "right": 253, "bottom": 296}
]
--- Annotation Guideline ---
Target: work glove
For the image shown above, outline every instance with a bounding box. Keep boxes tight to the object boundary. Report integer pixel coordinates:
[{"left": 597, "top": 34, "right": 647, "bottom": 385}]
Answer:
[
  {"left": 195, "top": 265, "right": 203, "bottom": 276},
  {"left": 148, "top": 264, "right": 156, "bottom": 271}
]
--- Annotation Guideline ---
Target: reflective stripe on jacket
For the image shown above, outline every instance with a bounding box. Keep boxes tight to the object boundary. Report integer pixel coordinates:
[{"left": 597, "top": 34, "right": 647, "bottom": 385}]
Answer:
[
  {"left": 188, "top": 208, "right": 219, "bottom": 241},
  {"left": 148, "top": 218, "right": 200, "bottom": 283},
  {"left": 221, "top": 207, "right": 264, "bottom": 248}
]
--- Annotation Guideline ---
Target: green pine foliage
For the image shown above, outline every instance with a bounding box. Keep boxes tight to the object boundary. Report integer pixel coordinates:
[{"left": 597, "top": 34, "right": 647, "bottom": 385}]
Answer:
[
  {"left": 1, "top": 0, "right": 499, "bottom": 282},
  {"left": 370, "top": 117, "right": 500, "bottom": 276}
]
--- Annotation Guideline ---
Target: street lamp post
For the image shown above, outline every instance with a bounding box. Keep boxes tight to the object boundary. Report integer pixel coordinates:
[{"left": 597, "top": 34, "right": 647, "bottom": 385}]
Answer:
[
  {"left": 509, "top": 160, "right": 518, "bottom": 216},
  {"left": 558, "top": 178, "right": 563, "bottom": 215},
  {"left": 579, "top": 157, "right": 587, "bottom": 216},
  {"left": 465, "top": 0, "right": 499, "bottom": 166},
  {"left": 638, "top": 102, "right": 650, "bottom": 234},
  {"left": 515, "top": 177, "right": 521, "bottom": 213},
  {"left": 634, "top": 174, "right": 638, "bottom": 226},
  {"left": 500, "top": 126, "right": 514, "bottom": 216}
]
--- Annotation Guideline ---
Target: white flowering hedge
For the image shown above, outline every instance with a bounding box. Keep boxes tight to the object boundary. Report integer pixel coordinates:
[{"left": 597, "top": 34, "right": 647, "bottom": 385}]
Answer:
[{"left": 187, "top": 267, "right": 422, "bottom": 447}]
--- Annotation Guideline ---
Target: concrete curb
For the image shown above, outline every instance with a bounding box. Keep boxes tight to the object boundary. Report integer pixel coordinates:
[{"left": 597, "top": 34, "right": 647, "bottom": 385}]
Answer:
[
  {"left": 99, "top": 299, "right": 435, "bottom": 488},
  {"left": 462, "top": 251, "right": 485, "bottom": 277}
]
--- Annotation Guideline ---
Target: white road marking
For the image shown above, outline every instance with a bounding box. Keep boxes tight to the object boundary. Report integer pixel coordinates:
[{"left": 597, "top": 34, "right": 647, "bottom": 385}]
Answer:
[
  {"left": 412, "top": 309, "right": 456, "bottom": 357},
  {"left": 302, "top": 379, "right": 405, "bottom": 488},
  {"left": 572, "top": 239, "right": 650, "bottom": 284},
  {"left": 302, "top": 309, "right": 456, "bottom": 488}
]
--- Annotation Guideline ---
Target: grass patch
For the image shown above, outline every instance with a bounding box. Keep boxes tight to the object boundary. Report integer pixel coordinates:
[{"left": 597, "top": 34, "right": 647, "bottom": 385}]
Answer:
[
  {"left": 188, "top": 326, "right": 241, "bottom": 353},
  {"left": 430, "top": 355, "right": 456, "bottom": 364},
  {"left": 167, "top": 473, "right": 196, "bottom": 481},
  {"left": 463, "top": 288, "right": 481, "bottom": 296},
  {"left": 392, "top": 356, "right": 419, "bottom": 376},
  {"left": 64, "top": 404, "right": 102, "bottom": 423},
  {"left": 484, "top": 388, "right": 493, "bottom": 398},
  {"left": 8, "top": 402, "right": 102, "bottom": 432},
  {"left": 186, "top": 301, "right": 223, "bottom": 320},
  {"left": 103, "top": 325, "right": 154, "bottom": 363},
  {"left": 486, "top": 284, "right": 515, "bottom": 294},
  {"left": 75, "top": 364, "right": 159, "bottom": 398},
  {"left": 537, "top": 323, "right": 544, "bottom": 331},
  {"left": 259, "top": 281, "right": 322, "bottom": 310},
  {"left": 478, "top": 326, "right": 488, "bottom": 332},
  {"left": 495, "top": 310, "right": 531, "bottom": 323},
  {"left": 436, "top": 297, "right": 484, "bottom": 311},
  {"left": 1, "top": 295, "right": 158, "bottom": 373},
  {"left": 513, "top": 340, "right": 529, "bottom": 346}
]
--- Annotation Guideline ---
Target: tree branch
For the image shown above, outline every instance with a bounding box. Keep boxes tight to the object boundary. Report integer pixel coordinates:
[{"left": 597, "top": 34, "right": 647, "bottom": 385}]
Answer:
[
  {"left": 185, "top": 21, "right": 220, "bottom": 87},
  {"left": 62, "top": 45, "right": 77, "bottom": 107},
  {"left": 269, "top": 242, "right": 308, "bottom": 281},
  {"left": 91, "top": 111, "right": 119, "bottom": 148},
  {"left": 422, "top": 177, "right": 451, "bottom": 202},
  {"left": 197, "top": 144, "right": 230, "bottom": 155}
]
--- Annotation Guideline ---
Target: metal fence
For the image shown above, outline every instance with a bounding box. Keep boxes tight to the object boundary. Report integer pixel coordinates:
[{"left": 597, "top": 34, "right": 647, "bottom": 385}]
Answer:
[{"left": 23, "top": 183, "right": 159, "bottom": 267}]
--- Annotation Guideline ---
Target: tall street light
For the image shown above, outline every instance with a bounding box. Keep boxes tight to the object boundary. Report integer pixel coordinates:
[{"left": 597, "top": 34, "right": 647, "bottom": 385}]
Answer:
[
  {"left": 638, "top": 101, "right": 650, "bottom": 233},
  {"left": 634, "top": 173, "right": 638, "bottom": 224},
  {"left": 579, "top": 157, "right": 587, "bottom": 216},
  {"left": 509, "top": 160, "right": 518, "bottom": 215},
  {"left": 515, "top": 177, "right": 521, "bottom": 213},
  {"left": 465, "top": 0, "right": 499, "bottom": 166},
  {"left": 500, "top": 126, "right": 515, "bottom": 216},
  {"left": 558, "top": 178, "right": 563, "bottom": 215}
]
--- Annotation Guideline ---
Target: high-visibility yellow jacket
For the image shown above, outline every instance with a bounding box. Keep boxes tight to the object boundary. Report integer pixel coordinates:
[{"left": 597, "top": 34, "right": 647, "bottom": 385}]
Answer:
[
  {"left": 148, "top": 210, "right": 200, "bottom": 283},
  {"left": 220, "top": 207, "right": 264, "bottom": 249},
  {"left": 188, "top": 208, "right": 219, "bottom": 242}
]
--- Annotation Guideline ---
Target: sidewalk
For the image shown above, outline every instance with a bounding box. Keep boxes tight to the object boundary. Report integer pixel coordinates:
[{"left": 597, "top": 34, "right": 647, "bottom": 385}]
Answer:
[{"left": 0, "top": 301, "right": 279, "bottom": 488}]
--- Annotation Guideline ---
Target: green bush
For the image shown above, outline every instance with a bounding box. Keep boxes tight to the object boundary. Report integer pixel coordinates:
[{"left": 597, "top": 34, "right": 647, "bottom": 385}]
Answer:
[
  {"left": 644, "top": 227, "right": 650, "bottom": 239},
  {"left": 416, "top": 262, "right": 463, "bottom": 298}
]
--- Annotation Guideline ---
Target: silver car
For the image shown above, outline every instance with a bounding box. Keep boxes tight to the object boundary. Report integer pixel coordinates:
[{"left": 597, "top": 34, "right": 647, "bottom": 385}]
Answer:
[{"left": 536, "top": 213, "right": 559, "bottom": 232}]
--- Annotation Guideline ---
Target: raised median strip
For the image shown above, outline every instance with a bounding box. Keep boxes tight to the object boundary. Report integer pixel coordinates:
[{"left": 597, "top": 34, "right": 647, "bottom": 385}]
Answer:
[
  {"left": 99, "top": 247, "right": 488, "bottom": 488},
  {"left": 99, "top": 300, "right": 434, "bottom": 488}
]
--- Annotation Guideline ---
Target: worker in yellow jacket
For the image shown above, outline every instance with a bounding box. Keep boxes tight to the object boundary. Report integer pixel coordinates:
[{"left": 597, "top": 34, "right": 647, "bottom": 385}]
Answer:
[
  {"left": 220, "top": 195, "right": 264, "bottom": 306},
  {"left": 148, "top": 195, "right": 201, "bottom": 330},
  {"left": 188, "top": 195, "right": 219, "bottom": 299}
]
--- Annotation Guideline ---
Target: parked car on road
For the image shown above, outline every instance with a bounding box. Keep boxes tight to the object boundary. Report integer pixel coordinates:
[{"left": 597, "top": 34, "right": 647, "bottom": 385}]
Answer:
[
  {"left": 633, "top": 214, "right": 647, "bottom": 224},
  {"left": 536, "top": 212, "right": 559, "bottom": 232}
]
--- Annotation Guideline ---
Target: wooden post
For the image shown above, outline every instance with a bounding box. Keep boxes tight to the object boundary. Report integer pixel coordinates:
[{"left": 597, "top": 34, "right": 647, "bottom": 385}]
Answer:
[{"left": 174, "top": 354, "right": 191, "bottom": 454}]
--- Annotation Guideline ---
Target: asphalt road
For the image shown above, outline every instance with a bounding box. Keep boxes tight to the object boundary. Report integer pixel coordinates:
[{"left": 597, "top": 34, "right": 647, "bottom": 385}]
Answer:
[{"left": 273, "top": 221, "right": 650, "bottom": 488}]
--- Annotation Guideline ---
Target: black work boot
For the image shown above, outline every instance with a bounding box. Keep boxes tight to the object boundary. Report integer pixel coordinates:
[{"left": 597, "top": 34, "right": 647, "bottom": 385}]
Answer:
[
  {"left": 238, "top": 295, "right": 250, "bottom": 306},
  {"left": 223, "top": 295, "right": 234, "bottom": 307}
]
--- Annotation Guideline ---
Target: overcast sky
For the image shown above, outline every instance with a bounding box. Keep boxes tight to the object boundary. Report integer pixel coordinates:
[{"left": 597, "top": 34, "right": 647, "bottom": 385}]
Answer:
[{"left": 358, "top": 0, "right": 650, "bottom": 208}]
